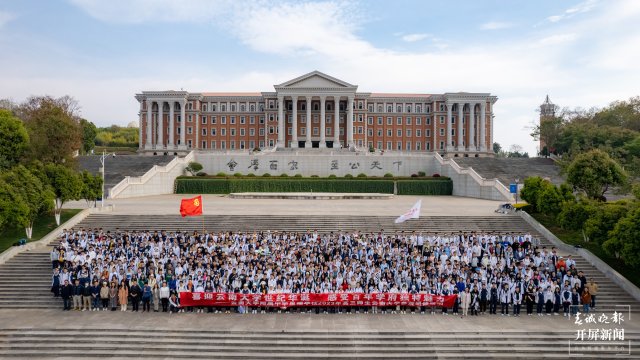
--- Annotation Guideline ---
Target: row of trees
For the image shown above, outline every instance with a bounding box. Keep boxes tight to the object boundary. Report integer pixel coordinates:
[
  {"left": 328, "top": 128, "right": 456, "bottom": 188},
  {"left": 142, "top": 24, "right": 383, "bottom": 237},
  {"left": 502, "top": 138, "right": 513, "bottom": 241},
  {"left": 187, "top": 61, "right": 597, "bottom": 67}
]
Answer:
[
  {"left": 520, "top": 149, "right": 640, "bottom": 268},
  {"left": 0, "top": 98, "right": 103, "bottom": 239},
  {"left": 531, "top": 96, "right": 640, "bottom": 177}
]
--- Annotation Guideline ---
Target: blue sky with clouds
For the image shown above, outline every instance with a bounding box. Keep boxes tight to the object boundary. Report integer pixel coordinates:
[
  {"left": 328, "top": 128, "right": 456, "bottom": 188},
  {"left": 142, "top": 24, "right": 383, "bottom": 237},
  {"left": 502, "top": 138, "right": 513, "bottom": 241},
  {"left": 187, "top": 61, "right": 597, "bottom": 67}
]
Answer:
[{"left": 1, "top": 0, "right": 639, "bottom": 155}]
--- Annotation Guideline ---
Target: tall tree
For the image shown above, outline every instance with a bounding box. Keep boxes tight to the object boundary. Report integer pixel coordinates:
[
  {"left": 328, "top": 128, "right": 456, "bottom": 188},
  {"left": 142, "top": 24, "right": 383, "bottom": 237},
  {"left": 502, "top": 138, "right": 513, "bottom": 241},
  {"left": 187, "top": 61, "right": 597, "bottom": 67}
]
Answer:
[
  {"left": 566, "top": 149, "right": 628, "bottom": 200},
  {"left": 1, "top": 165, "right": 55, "bottom": 238},
  {"left": 17, "top": 96, "right": 82, "bottom": 165},
  {"left": 0, "top": 179, "right": 29, "bottom": 232},
  {"left": 80, "top": 119, "right": 98, "bottom": 154},
  {"left": 80, "top": 170, "right": 103, "bottom": 208},
  {"left": 603, "top": 206, "right": 640, "bottom": 267},
  {"left": 44, "top": 164, "right": 83, "bottom": 225},
  {"left": 0, "top": 109, "right": 29, "bottom": 170}
]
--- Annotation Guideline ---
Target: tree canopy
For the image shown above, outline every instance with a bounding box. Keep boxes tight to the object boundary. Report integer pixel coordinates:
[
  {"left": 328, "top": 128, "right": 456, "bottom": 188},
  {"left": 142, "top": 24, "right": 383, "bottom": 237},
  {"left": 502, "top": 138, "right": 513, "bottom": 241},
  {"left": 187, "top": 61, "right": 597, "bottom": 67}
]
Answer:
[
  {"left": 566, "top": 149, "right": 628, "bottom": 200},
  {"left": 0, "top": 109, "right": 29, "bottom": 170}
]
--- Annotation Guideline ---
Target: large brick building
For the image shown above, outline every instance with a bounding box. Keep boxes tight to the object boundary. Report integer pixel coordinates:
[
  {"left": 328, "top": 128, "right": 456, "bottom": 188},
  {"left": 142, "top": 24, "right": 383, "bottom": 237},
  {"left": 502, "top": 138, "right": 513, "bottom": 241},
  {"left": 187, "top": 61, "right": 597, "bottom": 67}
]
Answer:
[{"left": 137, "top": 71, "right": 497, "bottom": 157}]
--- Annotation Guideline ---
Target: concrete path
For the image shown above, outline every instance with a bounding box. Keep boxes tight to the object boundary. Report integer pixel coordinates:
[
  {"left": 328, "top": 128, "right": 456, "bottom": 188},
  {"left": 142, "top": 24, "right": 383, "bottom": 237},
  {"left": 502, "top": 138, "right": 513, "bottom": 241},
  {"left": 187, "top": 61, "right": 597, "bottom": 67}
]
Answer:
[{"left": 64, "top": 195, "right": 506, "bottom": 216}]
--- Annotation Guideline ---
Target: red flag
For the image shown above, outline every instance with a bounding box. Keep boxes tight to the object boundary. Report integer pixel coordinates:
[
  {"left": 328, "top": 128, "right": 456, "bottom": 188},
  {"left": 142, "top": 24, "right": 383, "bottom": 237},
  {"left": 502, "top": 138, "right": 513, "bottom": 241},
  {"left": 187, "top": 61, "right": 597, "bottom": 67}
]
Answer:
[{"left": 180, "top": 195, "right": 203, "bottom": 217}]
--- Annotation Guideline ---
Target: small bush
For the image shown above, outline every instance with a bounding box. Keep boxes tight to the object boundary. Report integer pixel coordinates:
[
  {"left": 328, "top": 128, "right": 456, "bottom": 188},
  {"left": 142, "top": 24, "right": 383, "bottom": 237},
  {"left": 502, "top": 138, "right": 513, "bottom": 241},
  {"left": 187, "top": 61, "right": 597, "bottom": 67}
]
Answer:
[
  {"left": 411, "top": 174, "right": 418, "bottom": 178},
  {"left": 432, "top": 173, "right": 441, "bottom": 177},
  {"left": 262, "top": 173, "right": 271, "bottom": 177},
  {"left": 233, "top": 173, "right": 243, "bottom": 177},
  {"left": 280, "top": 173, "right": 289, "bottom": 177},
  {"left": 215, "top": 172, "right": 227, "bottom": 177},
  {"left": 344, "top": 174, "right": 354, "bottom": 178},
  {"left": 310, "top": 175, "right": 319, "bottom": 178},
  {"left": 246, "top": 173, "right": 256, "bottom": 177},
  {"left": 418, "top": 171, "right": 426, "bottom": 177},
  {"left": 328, "top": 174, "right": 337, "bottom": 179},
  {"left": 196, "top": 172, "right": 207, "bottom": 177},
  {"left": 384, "top": 173, "right": 394, "bottom": 178},
  {"left": 357, "top": 173, "right": 367, "bottom": 178},
  {"left": 185, "top": 161, "right": 203, "bottom": 176},
  {"left": 294, "top": 174, "right": 303, "bottom": 178}
]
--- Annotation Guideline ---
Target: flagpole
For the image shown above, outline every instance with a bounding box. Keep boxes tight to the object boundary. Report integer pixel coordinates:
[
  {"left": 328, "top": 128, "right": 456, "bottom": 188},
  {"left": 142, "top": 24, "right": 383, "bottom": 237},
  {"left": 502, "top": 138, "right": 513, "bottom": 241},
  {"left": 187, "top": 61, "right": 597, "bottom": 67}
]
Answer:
[{"left": 201, "top": 194, "right": 205, "bottom": 235}]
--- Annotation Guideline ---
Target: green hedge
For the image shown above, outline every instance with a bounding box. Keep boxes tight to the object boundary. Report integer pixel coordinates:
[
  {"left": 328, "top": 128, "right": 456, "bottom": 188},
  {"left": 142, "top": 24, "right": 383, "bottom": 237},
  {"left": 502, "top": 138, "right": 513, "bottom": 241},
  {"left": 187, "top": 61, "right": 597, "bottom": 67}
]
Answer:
[
  {"left": 176, "top": 179, "right": 394, "bottom": 194},
  {"left": 396, "top": 180, "right": 452, "bottom": 195},
  {"left": 176, "top": 178, "right": 453, "bottom": 195}
]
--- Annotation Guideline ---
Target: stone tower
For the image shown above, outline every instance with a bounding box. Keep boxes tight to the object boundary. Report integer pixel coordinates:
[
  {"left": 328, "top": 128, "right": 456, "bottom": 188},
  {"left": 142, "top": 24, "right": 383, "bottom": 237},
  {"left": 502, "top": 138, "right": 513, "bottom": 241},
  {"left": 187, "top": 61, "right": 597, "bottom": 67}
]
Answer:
[{"left": 539, "top": 95, "right": 556, "bottom": 153}]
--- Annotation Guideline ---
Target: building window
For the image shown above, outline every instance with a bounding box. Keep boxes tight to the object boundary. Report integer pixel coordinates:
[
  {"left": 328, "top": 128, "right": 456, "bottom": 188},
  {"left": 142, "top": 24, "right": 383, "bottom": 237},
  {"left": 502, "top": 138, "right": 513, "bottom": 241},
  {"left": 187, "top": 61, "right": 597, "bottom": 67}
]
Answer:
[
  {"left": 439, "top": 116, "right": 444, "bottom": 124},
  {"left": 269, "top": 127, "right": 274, "bottom": 134},
  {"left": 241, "top": 105, "right": 246, "bottom": 112},
  {"left": 221, "top": 141, "right": 226, "bottom": 149},
  {"left": 439, "top": 104, "right": 444, "bottom": 112},
  {"left": 358, "top": 126, "right": 363, "bottom": 134},
  {"left": 416, "top": 129, "right": 421, "bottom": 137},
  {"left": 368, "top": 117, "right": 373, "bottom": 125},
  {"left": 377, "top": 129, "right": 382, "bottom": 137},
  {"left": 406, "top": 117, "right": 411, "bottom": 125},
  {"left": 406, "top": 142, "right": 411, "bottom": 151},
  {"left": 313, "top": 127, "right": 319, "bottom": 135},
  {"left": 397, "top": 105, "right": 402, "bottom": 113},
  {"left": 452, "top": 129, "right": 455, "bottom": 136},
  {"left": 397, "top": 117, "right": 402, "bottom": 125},
  {"left": 249, "top": 141, "right": 255, "bottom": 149},
  {"left": 202, "top": 104, "right": 208, "bottom": 112},
  {"left": 377, "top": 117, "right": 383, "bottom": 125},
  {"left": 230, "top": 141, "right": 235, "bottom": 149},
  {"left": 313, "top": 115, "right": 319, "bottom": 124},
  {"left": 396, "top": 142, "right": 402, "bottom": 150},
  {"left": 416, "top": 142, "right": 421, "bottom": 151},
  {"left": 260, "top": 140, "right": 265, "bottom": 148},
  {"left": 211, "top": 128, "right": 216, "bottom": 136},
  {"left": 439, "top": 128, "right": 445, "bottom": 136},
  {"left": 416, "top": 117, "right": 421, "bottom": 125},
  {"left": 406, "top": 129, "right": 411, "bottom": 137},
  {"left": 240, "top": 141, "right": 245, "bottom": 149},
  {"left": 240, "top": 116, "right": 246, "bottom": 124},
  {"left": 259, "top": 116, "right": 265, "bottom": 124},
  {"left": 326, "top": 115, "right": 332, "bottom": 124},
  {"left": 188, "top": 115, "right": 192, "bottom": 123},
  {"left": 202, "top": 141, "right": 207, "bottom": 149},
  {"left": 426, "top": 142, "right": 430, "bottom": 150},
  {"left": 212, "top": 104, "right": 217, "bottom": 112},
  {"left": 416, "top": 105, "right": 421, "bottom": 113},
  {"left": 358, "top": 114, "right": 363, "bottom": 122},
  {"left": 426, "top": 129, "right": 431, "bottom": 137},
  {"left": 221, "top": 129, "right": 226, "bottom": 136},
  {"left": 301, "top": 128, "right": 306, "bottom": 135},
  {"left": 426, "top": 105, "right": 430, "bottom": 113},
  {"left": 240, "top": 128, "right": 245, "bottom": 136},
  {"left": 387, "top": 129, "right": 392, "bottom": 137},
  {"left": 221, "top": 116, "right": 226, "bottom": 124},
  {"left": 187, "top": 139, "right": 192, "bottom": 148},
  {"left": 201, "top": 128, "right": 207, "bottom": 136},
  {"left": 326, "top": 127, "right": 331, "bottom": 135},
  {"left": 231, "top": 116, "right": 236, "bottom": 124},
  {"left": 221, "top": 104, "right": 226, "bottom": 112},
  {"left": 378, "top": 105, "right": 383, "bottom": 112},
  {"left": 368, "top": 104, "right": 374, "bottom": 112},
  {"left": 250, "top": 116, "right": 255, "bottom": 124},
  {"left": 397, "top": 129, "right": 402, "bottom": 137},
  {"left": 201, "top": 116, "right": 207, "bottom": 124},
  {"left": 249, "top": 128, "right": 255, "bottom": 136},
  {"left": 340, "top": 128, "right": 344, "bottom": 135},
  {"left": 368, "top": 128, "right": 373, "bottom": 137},
  {"left": 288, "top": 128, "right": 292, "bottom": 135},
  {"left": 406, "top": 105, "right": 412, "bottom": 113},
  {"left": 426, "top": 117, "right": 431, "bottom": 125},
  {"left": 377, "top": 141, "right": 382, "bottom": 149},
  {"left": 386, "top": 141, "right": 392, "bottom": 150},
  {"left": 387, "top": 117, "right": 392, "bottom": 125},
  {"left": 259, "top": 129, "right": 264, "bottom": 136},
  {"left": 231, "top": 104, "right": 236, "bottom": 112},
  {"left": 187, "top": 127, "right": 192, "bottom": 135},
  {"left": 387, "top": 106, "right": 392, "bottom": 113},
  {"left": 211, "top": 116, "right": 216, "bottom": 124},
  {"left": 211, "top": 141, "right": 216, "bottom": 149},
  {"left": 439, "top": 141, "right": 444, "bottom": 150},
  {"left": 452, "top": 117, "right": 456, "bottom": 124},
  {"left": 250, "top": 104, "right": 255, "bottom": 112}
]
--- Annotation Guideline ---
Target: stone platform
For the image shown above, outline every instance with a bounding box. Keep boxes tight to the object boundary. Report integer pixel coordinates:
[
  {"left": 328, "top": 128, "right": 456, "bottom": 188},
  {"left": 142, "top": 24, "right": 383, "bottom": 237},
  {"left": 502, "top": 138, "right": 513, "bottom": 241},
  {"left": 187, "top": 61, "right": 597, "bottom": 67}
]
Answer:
[{"left": 229, "top": 192, "right": 394, "bottom": 200}]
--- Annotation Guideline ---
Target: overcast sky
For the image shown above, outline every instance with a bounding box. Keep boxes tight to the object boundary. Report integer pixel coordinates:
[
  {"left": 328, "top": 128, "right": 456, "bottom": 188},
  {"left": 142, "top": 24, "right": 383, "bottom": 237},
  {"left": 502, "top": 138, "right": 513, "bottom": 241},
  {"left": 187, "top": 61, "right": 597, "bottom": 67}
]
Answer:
[{"left": 1, "top": 0, "right": 639, "bottom": 155}]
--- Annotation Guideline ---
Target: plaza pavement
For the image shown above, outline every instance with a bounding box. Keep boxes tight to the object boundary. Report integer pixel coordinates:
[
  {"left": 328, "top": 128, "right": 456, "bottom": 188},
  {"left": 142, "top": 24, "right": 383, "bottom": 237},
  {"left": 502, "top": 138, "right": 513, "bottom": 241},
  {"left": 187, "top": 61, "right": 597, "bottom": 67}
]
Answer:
[{"left": 64, "top": 195, "right": 506, "bottom": 216}]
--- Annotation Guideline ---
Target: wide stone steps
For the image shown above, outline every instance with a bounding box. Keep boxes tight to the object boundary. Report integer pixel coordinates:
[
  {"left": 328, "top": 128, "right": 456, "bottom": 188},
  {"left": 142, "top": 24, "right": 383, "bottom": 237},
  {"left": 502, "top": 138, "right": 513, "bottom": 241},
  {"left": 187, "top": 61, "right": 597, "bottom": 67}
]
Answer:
[{"left": 0, "top": 329, "right": 636, "bottom": 359}]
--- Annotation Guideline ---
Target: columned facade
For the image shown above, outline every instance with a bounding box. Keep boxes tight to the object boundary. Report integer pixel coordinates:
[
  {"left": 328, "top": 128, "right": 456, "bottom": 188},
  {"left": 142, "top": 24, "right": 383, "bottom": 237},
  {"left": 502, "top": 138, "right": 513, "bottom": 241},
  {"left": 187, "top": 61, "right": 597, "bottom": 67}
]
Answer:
[{"left": 136, "top": 71, "right": 497, "bottom": 157}]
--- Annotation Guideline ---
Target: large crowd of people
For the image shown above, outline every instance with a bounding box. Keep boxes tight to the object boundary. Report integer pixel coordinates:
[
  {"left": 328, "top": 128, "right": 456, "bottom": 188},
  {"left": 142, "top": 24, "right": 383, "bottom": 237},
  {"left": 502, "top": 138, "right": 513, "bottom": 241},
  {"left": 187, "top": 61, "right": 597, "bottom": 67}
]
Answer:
[{"left": 50, "top": 227, "right": 599, "bottom": 316}]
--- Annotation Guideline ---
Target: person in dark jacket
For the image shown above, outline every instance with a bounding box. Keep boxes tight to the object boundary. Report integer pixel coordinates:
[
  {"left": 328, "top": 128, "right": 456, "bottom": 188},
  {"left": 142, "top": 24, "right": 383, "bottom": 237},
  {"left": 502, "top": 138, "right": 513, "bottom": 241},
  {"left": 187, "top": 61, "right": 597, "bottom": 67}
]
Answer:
[
  {"left": 72, "top": 279, "right": 83, "bottom": 311},
  {"left": 90, "top": 280, "right": 101, "bottom": 311},
  {"left": 571, "top": 288, "right": 581, "bottom": 316},
  {"left": 479, "top": 283, "right": 488, "bottom": 314},
  {"left": 489, "top": 283, "right": 498, "bottom": 315},
  {"left": 82, "top": 281, "right": 92, "bottom": 311},
  {"left": 536, "top": 287, "right": 545, "bottom": 316},
  {"left": 61, "top": 280, "right": 73, "bottom": 310},
  {"left": 51, "top": 268, "right": 60, "bottom": 297},
  {"left": 525, "top": 286, "right": 535, "bottom": 315},
  {"left": 129, "top": 282, "right": 142, "bottom": 312}
]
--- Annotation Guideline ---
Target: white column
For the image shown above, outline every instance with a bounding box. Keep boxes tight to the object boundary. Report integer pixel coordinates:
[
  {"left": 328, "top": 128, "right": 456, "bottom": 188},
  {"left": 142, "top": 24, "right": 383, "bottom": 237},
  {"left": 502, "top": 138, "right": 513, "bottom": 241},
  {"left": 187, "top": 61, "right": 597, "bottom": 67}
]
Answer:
[
  {"left": 457, "top": 103, "right": 463, "bottom": 151},
  {"left": 480, "top": 101, "right": 487, "bottom": 152},
  {"left": 180, "top": 100, "right": 186, "bottom": 149},
  {"left": 305, "top": 96, "right": 312, "bottom": 147},
  {"left": 469, "top": 103, "right": 475, "bottom": 151},
  {"left": 169, "top": 101, "right": 175, "bottom": 148},
  {"left": 145, "top": 100, "right": 152, "bottom": 149},
  {"left": 446, "top": 102, "right": 453, "bottom": 151},
  {"left": 291, "top": 96, "right": 298, "bottom": 148},
  {"left": 334, "top": 96, "right": 340, "bottom": 148},
  {"left": 319, "top": 96, "right": 326, "bottom": 148},
  {"left": 157, "top": 101, "right": 164, "bottom": 148},
  {"left": 347, "top": 96, "right": 354, "bottom": 147},
  {"left": 138, "top": 101, "right": 143, "bottom": 149},
  {"left": 277, "top": 96, "right": 284, "bottom": 148}
]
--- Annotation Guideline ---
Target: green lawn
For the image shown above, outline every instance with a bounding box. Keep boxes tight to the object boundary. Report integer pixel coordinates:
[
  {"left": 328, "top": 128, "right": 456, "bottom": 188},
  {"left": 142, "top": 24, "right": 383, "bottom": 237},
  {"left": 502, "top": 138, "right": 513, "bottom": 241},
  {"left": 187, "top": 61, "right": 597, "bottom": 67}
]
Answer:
[
  {"left": 0, "top": 209, "right": 82, "bottom": 253},
  {"left": 532, "top": 212, "right": 640, "bottom": 288}
]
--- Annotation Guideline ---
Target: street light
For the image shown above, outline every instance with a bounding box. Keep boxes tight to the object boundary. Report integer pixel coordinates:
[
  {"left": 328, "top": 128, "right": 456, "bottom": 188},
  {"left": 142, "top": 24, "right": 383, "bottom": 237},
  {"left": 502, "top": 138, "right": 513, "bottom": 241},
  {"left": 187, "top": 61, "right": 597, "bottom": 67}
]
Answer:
[{"left": 99, "top": 150, "right": 116, "bottom": 208}]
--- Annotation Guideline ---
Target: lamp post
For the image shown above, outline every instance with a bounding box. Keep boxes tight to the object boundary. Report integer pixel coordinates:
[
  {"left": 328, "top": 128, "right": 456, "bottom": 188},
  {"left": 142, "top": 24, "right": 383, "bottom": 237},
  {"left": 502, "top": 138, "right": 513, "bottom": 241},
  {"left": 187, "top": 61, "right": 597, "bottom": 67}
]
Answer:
[
  {"left": 99, "top": 150, "right": 116, "bottom": 208},
  {"left": 515, "top": 178, "right": 520, "bottom": 204}
]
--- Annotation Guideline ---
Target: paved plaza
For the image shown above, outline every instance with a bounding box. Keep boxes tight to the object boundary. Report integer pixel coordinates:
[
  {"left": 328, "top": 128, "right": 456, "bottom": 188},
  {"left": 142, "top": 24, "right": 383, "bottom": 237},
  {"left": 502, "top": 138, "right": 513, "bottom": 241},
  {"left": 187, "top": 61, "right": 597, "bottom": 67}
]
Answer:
[{"left": 65, "top": 194, "right": 506, "bottom": 216}]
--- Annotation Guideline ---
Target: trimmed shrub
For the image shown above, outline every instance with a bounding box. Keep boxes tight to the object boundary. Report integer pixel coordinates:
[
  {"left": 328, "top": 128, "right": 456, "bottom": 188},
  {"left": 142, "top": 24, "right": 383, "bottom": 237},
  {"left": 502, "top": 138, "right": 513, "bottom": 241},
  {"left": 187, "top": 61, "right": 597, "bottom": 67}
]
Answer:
[
  {"left": 215, "top": 172, "right": 227, "bottom": 177},
  {"left": 175, "top": 178, "right": 395, "bottom": 194},
  {"left": 357, "top": 173, "right": 367, "bottom": 178},
  {"left": 418, "top": 171, "right": 426, "bottom": 177},
  {"left": 396, "top": 179, "right": 453, "bottom": 195},
  {"left": 246, "top": 173, "right": 256, "bottom": 177},
  {"left": 383, "top": 173, "right": 394, "bottom": 178},
  {"left": 196, "top": 172, "right": 207, "bottom": 177},
  {"left": 185, "top": 161, "right": 203, "bottom": 176},
  {"left": 328, "top": 174, "right": 337, "bottom": 179},
  {"left": 411, "top": 174, "right": 418, "bottom": 177},
  {"left": 432, "top": 173, "right": 441, "bottom": 177},
  {"left": 294, "top": 174, "right": 303, "bottom": 178},
  {"left": 280, "top": 173, "right": 289, "bottom": 177},
  {"left": 344, "top": 174, "right": 354, "bottom": 178},
  {"left": 233, "top": 172, "right": 243, "bottom": 177},
  {"left": 262, "top": 173, "right": 271, "bottom": 177},
  {"left": 311, "top": 175, "right": 319, "bottom": 178}
]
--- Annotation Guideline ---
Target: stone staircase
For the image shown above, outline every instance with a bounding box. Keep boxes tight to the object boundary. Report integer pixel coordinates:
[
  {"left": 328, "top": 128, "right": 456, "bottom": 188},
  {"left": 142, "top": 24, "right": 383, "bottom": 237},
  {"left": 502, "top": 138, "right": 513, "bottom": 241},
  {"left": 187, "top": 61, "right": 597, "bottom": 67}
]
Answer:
[
  {"left": 453, "top": 157, "right": 563, "bottom": 186},
  {"left": 76, "top": 155, "right": 172, "bottom": 194},
  {"left": 0, "top": 328, "right": 636, "bottom": 358}
]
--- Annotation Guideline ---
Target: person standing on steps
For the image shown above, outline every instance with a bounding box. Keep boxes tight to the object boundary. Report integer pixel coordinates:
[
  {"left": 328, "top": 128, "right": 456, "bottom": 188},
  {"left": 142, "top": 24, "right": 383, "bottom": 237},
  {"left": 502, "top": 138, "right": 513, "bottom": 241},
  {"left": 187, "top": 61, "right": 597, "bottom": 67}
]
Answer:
[
  {"left": 130, "top": 281, "right": 142, "bottom": 312},
  {"left": 99, "top": 281, "right": 109, "bottom": 311},
  {"left": 587, "top": 278, "right": 598, "bottom": 309},
  {"left": 118, "top": 282, "right": 129, "bottom": 312},
  {"left": 489, "top": 283, "right": 498, "bottom": 315},
  {"left": 61, "top": 280, "right": 73, "bottom": 311},
  {"left": 72, "top": 279, "right": 83, "bottom": 311},
  {"left": 160, "top": 281, "right": 170, "bottom": 312},
  {"left": 141, "top": 281, "right": 152, "bottom": 312}
]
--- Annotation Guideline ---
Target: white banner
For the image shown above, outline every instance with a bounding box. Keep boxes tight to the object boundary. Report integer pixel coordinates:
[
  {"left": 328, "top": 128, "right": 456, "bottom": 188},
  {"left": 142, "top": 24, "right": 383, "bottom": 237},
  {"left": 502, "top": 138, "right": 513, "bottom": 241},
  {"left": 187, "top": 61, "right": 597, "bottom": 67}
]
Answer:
[{"left": 394, "top": 199, "right": 422, "bottom": 223}]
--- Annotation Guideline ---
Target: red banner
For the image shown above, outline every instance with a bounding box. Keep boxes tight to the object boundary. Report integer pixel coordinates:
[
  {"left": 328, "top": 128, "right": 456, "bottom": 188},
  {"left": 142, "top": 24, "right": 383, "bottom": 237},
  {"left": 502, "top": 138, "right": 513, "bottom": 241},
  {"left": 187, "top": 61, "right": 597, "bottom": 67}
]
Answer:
[{"left": 179, "top": 292, "right": 457, "bottom": 308}]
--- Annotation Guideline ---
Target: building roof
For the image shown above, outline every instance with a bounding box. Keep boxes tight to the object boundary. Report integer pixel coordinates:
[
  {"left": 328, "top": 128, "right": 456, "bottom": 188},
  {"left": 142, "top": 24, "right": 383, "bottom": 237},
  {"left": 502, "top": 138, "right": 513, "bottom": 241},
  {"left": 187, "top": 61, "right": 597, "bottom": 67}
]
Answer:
[
  {"left": 369, "top": 93, "right": 432, "bottom": 98},
  {"left": 202, "top": 92, "right": 263, "bottom": 97}
]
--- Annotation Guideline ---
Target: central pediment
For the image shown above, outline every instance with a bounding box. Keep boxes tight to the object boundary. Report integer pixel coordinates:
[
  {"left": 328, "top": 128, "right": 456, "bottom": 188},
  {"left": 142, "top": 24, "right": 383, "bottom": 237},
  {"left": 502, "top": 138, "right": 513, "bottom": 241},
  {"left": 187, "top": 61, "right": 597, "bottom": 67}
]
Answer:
[{"left": 275, "top": 71, "right": 357, "bottom": 90}]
